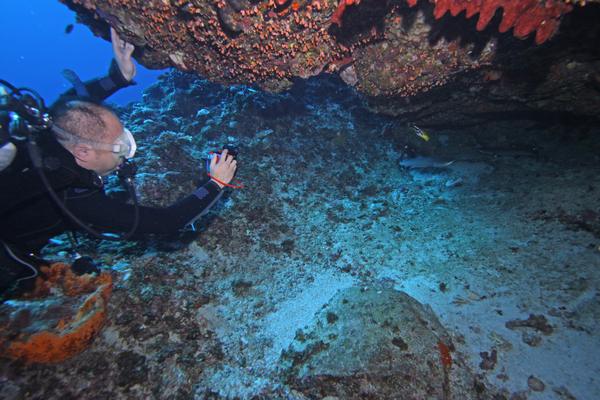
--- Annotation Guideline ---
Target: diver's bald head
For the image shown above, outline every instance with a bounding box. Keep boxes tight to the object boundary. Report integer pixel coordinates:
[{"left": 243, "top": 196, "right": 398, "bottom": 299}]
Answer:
[{"left": 52, "top": 100, "right": 122, "bottom": 143}]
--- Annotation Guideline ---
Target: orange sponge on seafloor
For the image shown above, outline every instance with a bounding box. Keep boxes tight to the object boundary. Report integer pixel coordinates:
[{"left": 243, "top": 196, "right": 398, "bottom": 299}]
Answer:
[{"left": 0, "top": 263, "right": 113, "bottom": 363}]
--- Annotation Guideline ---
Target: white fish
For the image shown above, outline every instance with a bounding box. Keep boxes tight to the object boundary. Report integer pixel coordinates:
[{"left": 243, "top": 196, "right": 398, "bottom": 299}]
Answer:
[{"left": 399, "top": 156, "right": 455, "bottom": 169}]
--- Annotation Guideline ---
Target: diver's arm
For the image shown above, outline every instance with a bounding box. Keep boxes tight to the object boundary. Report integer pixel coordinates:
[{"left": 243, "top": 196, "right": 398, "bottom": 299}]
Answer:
[
  {"left": 111, "top": 27, "right": 136, "bottom": 82},
  {"left": 84, "top": 59, "right": 135, "bottom": 101},
  {"left": 56, "top": 28, "right": 136, "bottom": 103},
  {"left": 64, "top": 180, "right": 224, "bottom": 236},
  {"left": 56, "top": 59, "right": 135, "bottom": 103}
]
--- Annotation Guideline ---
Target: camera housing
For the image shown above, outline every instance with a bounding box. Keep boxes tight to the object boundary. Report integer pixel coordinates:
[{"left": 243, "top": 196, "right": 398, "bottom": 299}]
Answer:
[{"left": 215, "top": 144, "right": 238, "bottom": 160}]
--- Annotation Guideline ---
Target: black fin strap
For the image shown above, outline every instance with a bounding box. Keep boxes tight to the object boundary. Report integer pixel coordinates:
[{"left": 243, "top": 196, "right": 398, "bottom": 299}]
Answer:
[{"left": 62, "top": 69, "right": 90, "bottom": 98}]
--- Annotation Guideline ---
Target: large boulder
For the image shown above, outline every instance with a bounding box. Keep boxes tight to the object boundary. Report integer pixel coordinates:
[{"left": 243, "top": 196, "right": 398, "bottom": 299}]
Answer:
[{"left": 280, "top": 287, "right": 494, "bottom": 399}]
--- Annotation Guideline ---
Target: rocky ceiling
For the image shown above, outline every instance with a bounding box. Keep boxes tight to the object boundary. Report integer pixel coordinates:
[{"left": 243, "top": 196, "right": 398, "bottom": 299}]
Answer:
[{"left": 61, "top": 0, "right": 600, "bottom": 125}]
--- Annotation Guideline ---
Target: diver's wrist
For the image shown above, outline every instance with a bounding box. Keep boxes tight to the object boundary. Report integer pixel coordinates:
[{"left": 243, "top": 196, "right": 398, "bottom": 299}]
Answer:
[{"left": 210, "top": 178, "right": 225, "bottom": 190}]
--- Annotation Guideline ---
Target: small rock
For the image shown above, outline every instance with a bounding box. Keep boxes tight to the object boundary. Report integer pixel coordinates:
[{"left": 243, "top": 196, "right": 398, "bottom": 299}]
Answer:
[
  {"left": 479, "top": 349, "right": 497, "bottom": 370},
  {"left": 391, "top": 337, "right": 408, "bottom": 350},
  {"left": 496, "top": 373, "right": 509, "bottom": 382},
  {"left": 326, "top": 312, "right": 339, "bottom": 324},
  {"left": 510, "top": 391, "right": 528, "bottom": 400},
  {"left": 522, "top": 331, "right": 542, "bottom": 347},
  {"left": 527, "top": 375, "right": 545, "bottom": 392},
  {"left": 553, "top": 385, "right": 577, "bottom": 400},
  {"left": 505, "top": 314, "right": 553, "bottom": 335}
]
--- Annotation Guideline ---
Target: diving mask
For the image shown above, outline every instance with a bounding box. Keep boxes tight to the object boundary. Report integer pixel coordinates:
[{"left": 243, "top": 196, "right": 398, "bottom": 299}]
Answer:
[
  {"left": 53, "top": 125, "right": 137, "bottom": 159},
  {"left": 113, "top": 128, "right": 136, "bottom": 159}
]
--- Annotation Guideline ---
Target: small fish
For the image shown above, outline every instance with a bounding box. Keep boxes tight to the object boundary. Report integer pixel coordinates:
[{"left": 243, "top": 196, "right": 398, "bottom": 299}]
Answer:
[
  {"left": 400, "top": 156, "right": 454, "bottom": 169},
  {"left": 65, "top": 24, "right": 74, "bottom": 34},
  {"left": 410, "top": 123, "right": 430, "bottom": 142}
]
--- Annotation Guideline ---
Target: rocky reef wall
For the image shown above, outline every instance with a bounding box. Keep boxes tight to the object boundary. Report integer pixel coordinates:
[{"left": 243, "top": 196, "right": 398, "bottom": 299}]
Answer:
[{"left": 60, "top": 0, "right": 600, "bottom": 125}]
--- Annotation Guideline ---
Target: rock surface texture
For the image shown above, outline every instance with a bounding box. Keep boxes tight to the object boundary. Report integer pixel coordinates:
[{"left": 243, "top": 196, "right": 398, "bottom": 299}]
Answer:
[
  {"left": 61, "top": 0, "right": 600, "bottom": 124},
  {"left": 281, "top": 287, "right": 486, "bottom": 399}
]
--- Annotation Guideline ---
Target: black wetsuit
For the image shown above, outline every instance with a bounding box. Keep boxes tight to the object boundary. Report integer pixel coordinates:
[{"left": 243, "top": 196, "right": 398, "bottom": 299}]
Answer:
[{"left": 0, "top": 61, "right": 223, "bottom": 295}]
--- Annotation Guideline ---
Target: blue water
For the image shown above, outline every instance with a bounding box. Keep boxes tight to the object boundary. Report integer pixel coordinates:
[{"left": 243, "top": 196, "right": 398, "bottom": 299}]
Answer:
[{"left": 0, "top": 1, "right": 164, "bottom": 106}]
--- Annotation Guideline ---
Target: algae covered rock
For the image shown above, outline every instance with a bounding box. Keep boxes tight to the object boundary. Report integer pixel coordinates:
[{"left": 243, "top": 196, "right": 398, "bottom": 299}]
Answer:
[{"left": 280, "top": 287, "right": 492, "bottom": 399}]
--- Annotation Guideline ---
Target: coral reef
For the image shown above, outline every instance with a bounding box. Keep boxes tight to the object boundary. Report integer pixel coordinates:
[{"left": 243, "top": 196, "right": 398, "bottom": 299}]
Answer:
[
  {"left": 1, "top": 68, "right": 599, "bottom": 398},
  {"left": 59, "top": 0, "right": 597, "bottom": 102},
  {"left": 0, "top": 264, "right": 112, "bottom": 363}
]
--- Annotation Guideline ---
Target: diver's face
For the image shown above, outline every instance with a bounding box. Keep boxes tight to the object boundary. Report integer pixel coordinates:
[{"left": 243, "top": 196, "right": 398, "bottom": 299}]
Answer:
[{"left": 87, "top": 114, "right": 126, "bottom": 176}]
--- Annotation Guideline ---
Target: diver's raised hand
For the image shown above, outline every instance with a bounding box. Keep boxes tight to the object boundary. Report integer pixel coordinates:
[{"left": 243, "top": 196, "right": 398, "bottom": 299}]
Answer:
[
  {"left": 111, "top": 27, "right": 136, "bottom": 82},
  {"left": 209, "top": 149, "right": 237, "bottom": 189}
]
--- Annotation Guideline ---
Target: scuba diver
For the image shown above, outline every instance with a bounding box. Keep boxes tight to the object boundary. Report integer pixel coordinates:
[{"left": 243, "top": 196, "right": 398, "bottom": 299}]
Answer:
[{"left": 0, "top": 28, "right": 237, "bottom": 299}]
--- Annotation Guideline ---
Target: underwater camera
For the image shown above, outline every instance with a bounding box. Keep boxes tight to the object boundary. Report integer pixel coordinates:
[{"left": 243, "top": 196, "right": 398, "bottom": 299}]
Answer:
[
  {"left": 215, "top": 144, "right": 238, "bottom": 161},
  {"left": 116, "top": 159, "right": 138, "bottom": 184},
  {"left": 206, "top": 144, "right": 238, "bottom": 170},
  {"left": 205, "top": 144, "right": 244, "bottom": 189}
]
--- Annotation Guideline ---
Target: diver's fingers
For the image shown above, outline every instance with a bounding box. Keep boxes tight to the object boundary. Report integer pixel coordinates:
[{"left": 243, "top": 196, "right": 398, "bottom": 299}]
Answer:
[
  {"left": 111, "top": 27, "right": 134, "bottom": 53},
  {"left": 220, "top": 149, "right": 231, "bottom": 164},
  {"left": 210, "top": 154, "right": 217, "bottom": 170},
  {"left": 124, "top": 42, "right": 135, "bottom": 56},
  {"left": 110, "top": 27, "right": 122, "bottom": 47}
]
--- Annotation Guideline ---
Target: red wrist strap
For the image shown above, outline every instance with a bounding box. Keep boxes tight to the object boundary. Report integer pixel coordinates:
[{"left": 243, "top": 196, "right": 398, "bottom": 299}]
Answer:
[{"left": 208, "top": 174, "right": 244, "bottom": 189}]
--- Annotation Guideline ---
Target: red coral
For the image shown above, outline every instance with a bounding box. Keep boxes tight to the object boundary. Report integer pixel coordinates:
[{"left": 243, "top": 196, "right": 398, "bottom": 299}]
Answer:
[
  {"left": 437, "top": 340, "right": 452, "bottom": 368},
  {"left": 406, "top": 0, "right": 573, "bottom": 44},
  {"left": 331, "top": 0, "right": 361, "bottom": 27}
]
